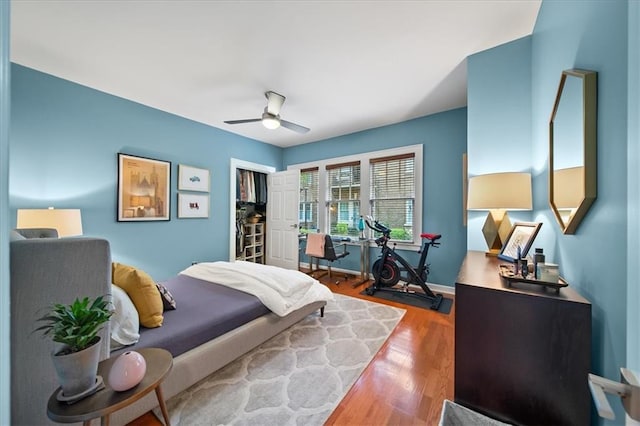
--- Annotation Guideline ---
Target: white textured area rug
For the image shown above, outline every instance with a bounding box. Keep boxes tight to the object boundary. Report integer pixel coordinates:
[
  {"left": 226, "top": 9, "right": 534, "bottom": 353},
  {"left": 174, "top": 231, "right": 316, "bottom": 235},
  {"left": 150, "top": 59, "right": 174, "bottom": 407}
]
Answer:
[{"left": 158, "top": 294, "right": 405, "bottom": 425}]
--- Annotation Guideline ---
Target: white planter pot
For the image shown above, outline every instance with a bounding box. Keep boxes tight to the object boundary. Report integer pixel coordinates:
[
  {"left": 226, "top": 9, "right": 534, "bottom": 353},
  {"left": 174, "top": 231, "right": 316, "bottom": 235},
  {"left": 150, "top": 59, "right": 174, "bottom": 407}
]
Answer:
[{"left": 51, "top": 337, "right": 101, "bottom": 397}]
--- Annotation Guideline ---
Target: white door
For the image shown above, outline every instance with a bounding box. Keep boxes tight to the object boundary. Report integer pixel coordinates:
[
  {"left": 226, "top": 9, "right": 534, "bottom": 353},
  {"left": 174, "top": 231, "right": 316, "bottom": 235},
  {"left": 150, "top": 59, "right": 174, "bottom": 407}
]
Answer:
[{"left": 266, "top": 170, "right": 300, "bottom": 269}]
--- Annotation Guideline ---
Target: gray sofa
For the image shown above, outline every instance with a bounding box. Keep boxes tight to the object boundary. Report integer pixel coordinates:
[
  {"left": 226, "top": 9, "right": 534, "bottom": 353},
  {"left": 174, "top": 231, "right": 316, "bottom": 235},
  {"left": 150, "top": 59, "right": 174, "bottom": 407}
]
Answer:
[{"left": 10, "top": 229, "right": 324, "bottom": 425}]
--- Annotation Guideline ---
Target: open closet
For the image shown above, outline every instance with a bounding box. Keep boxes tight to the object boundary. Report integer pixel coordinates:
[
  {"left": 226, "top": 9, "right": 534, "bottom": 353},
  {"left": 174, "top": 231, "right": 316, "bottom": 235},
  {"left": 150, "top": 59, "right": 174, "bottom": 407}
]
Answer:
[
  {"left": 229, "top": 159, "right": 301, "bottom": 270},
  {"left": 229, "top": 159, "right": 275, "bottom": 263},
  {"left": 235, "top": 168, "right": 268, "bottom": 263}
]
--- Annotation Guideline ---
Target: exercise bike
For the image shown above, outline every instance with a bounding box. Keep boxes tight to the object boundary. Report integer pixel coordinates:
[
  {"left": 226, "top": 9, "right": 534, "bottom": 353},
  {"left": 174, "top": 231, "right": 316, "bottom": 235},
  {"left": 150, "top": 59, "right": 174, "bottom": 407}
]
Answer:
[{"left": 364, "top": 216, "right": 443, "bottom": 311}]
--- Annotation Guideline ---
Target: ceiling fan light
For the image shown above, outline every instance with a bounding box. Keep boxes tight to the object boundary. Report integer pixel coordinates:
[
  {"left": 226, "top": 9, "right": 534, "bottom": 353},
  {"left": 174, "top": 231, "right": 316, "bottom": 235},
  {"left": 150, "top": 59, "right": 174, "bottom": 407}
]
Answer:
[{"left": 262, "top": 116, "right": 280, "bottom": 130}]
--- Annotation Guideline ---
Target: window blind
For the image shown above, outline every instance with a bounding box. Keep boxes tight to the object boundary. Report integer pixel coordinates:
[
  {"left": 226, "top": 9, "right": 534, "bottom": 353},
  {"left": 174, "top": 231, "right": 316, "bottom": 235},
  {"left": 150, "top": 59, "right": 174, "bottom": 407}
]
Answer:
[
  {"left": 370, "top": 153, "right": 415, "bottom": 241},
  {"left": 326, "top": 162, "right": 361, "bottom": 236},
  {"left": 299, "top": 167, "right": 319, "bottom": 232}
]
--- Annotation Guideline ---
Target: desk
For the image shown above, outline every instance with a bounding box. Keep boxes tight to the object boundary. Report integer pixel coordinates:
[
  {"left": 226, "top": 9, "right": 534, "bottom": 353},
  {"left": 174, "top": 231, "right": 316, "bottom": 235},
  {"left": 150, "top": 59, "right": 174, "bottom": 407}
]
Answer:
[
  {"left": 47, "top": 348, "right": 173, "bottom": 426},
  {"left": 346, "top": 239, "right": 371, "bottom": 288}
]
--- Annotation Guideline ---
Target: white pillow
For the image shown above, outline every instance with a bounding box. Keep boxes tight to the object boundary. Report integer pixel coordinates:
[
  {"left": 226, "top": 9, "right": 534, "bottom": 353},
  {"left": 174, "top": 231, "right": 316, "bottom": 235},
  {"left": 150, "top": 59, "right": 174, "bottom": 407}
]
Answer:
[{"left": 110, "top": 284, "right": 140, "bottom": 349}]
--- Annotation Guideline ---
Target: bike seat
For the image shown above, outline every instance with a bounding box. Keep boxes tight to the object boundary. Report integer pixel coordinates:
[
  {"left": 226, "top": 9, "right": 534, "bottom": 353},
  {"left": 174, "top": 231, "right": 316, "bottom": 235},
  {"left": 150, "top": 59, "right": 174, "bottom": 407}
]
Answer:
[{"left": 420, "top": 233, "right": 441, "bottom": 241}]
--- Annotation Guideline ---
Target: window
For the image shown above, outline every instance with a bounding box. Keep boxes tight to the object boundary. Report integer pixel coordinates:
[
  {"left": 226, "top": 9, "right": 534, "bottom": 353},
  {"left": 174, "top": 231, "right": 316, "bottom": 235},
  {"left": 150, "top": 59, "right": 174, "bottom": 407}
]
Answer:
[
  {"left": 299, "top": 168, "right": 319, "bottom": 232},
  {"left": 327, "top": 162, "right": 360, "bottom": 237},
  {"left": 370, "top": 154, "right": 415, "bottom": 241},
  {"left": 289, "top": 144, "right": 422, "bottom": 246}
]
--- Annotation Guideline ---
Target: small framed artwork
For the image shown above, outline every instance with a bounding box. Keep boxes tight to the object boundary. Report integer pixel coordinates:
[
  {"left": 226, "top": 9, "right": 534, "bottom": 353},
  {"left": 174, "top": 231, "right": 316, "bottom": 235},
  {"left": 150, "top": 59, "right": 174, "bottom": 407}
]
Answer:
[
  {"left": 178, "top": 164, "right": 210, "bottom": 192},
  {"left": 498, "top": 222, "right": 542, "bottom": 262},
  {"left": 118, "top": 153, "right": 171, "bottom": 221},
  {"left": 178, "top": 193, "right": 209, "bottom": 218}
]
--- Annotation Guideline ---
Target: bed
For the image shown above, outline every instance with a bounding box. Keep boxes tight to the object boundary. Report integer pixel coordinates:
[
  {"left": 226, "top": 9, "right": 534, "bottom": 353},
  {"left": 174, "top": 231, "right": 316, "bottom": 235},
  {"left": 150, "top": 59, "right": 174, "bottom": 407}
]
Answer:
[
  {"left": 109, "top": 260, "right": 332, "bottom": 425},
  {"left": 10, "top": 230, "right": 331, "bottom": 426}
]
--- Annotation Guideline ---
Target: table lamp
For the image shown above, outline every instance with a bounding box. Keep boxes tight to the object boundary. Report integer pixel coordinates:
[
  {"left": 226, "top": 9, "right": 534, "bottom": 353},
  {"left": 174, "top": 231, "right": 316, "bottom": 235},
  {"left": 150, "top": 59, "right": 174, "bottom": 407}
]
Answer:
[
  {"left": 16, "top": 207, "right": 83, "bottom": 237},
  {"left": 467, "top": 172, "right": 532, "bottom": 255}
]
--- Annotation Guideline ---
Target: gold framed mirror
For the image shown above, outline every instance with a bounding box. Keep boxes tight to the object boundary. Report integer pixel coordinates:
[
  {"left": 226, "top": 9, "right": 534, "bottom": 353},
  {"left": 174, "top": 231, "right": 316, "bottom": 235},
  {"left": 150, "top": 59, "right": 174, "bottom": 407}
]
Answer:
[{"left": 549, "top": 69, "right": 597, "bottom": 234}]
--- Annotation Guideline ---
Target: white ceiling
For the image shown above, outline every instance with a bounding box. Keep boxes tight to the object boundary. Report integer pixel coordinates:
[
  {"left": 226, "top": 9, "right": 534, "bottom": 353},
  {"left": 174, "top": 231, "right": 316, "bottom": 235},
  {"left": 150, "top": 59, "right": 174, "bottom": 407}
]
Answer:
[{"left": 10, "top": 1, "right": 541, "bottom": 148}]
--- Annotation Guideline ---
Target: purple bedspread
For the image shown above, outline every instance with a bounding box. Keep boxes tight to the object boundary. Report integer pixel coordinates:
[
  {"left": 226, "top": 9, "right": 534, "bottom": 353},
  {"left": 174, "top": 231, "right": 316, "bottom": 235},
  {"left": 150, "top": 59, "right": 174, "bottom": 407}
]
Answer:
[{"left": 112, "top": 274, "right": 270, "bottom": 357}]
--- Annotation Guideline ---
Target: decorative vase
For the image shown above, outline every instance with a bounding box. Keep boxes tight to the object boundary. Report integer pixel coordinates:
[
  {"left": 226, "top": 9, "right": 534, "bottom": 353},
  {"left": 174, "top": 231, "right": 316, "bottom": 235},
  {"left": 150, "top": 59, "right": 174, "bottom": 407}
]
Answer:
[
  {"left": 51, "top": 337, "right": 102, "bottom": 398},
  {"left": 108, "top": 350, "right": 147, "bottom": 391}
]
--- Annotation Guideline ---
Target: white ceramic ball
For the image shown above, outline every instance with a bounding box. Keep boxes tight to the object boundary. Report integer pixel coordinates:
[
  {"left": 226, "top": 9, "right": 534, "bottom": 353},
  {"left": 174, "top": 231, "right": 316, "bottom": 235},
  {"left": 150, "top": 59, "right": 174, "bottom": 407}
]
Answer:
[{"left": 108, "top": 351, "right": 147, "bottom": 392}]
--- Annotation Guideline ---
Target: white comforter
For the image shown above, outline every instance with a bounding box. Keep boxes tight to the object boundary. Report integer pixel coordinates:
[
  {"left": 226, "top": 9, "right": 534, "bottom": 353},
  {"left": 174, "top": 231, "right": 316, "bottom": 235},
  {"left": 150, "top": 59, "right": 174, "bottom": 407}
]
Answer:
[{"left": 179, "top": 261, "right": 334, "bottom": 317}]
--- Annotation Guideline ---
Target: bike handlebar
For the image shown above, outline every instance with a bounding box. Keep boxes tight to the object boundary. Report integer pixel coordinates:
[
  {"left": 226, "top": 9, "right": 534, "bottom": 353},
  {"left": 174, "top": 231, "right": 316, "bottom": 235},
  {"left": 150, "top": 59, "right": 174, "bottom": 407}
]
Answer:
[
  {"left": 364, "top": 216, "right": 441, "bottom": 247},
  {"left": 364, "top": 215, "right": 390, "bottom": 235}
]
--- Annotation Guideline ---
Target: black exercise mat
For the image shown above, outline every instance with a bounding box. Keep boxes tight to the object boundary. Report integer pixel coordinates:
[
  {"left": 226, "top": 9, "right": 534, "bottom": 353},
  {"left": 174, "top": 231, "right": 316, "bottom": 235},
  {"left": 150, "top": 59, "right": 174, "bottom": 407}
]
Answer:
[{"left": 360, "top": 288, "right": 453, "bottom": 314}]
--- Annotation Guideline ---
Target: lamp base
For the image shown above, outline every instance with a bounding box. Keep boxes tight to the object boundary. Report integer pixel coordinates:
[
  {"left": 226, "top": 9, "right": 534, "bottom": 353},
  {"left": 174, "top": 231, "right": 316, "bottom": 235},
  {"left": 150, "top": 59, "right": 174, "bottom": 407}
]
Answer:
[{"left": 481, "top": 210, "right": 513, "bottom": 254}]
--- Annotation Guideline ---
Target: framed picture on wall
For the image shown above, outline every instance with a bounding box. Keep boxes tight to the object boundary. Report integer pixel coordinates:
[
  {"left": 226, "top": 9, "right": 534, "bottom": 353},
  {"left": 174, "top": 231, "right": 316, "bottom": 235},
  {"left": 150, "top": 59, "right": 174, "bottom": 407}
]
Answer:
[
  {"left": 117, "top": 153, "right": 171, "bottom": 221},
  {"left": 178, "top": 164, "right": 210, "bottom": 192},
  {"left": 498, "top": 222, "right": 542, "bottom": 262},
  {"left": 178, "top": 193, "right": 209, "bottom": 218}
]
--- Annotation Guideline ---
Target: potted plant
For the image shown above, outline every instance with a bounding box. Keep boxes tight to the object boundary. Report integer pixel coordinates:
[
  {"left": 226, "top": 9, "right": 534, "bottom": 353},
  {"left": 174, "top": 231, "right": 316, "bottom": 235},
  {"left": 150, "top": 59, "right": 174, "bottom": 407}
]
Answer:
[{"left": 35, "top": 295, "right": 112, "bottom": 398}]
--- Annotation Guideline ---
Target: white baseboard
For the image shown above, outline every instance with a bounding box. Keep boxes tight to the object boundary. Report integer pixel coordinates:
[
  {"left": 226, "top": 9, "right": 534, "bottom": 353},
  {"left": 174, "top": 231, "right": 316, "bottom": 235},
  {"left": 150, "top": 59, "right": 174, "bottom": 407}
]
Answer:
[
  {"left": 426, "top": 283, "right": 455, "bottom": 296},
  {"left": 299, "top": 262, "right": 455, "bottom": 296}
]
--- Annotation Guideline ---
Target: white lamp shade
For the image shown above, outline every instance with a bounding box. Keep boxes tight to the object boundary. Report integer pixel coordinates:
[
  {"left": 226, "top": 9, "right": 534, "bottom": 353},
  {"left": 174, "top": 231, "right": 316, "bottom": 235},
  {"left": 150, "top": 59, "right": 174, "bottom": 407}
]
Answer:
[
  {"left": 467, "top": 172, "right": 532, "bottom": 211},
  {"left": 17, "top": 208, "right": 83, "bottom": 237}
]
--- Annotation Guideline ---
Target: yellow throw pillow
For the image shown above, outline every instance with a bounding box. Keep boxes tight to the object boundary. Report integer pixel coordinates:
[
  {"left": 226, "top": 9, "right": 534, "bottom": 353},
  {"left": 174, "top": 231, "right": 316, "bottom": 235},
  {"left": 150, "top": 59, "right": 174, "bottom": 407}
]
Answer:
[{"left": 112, "top": 262, "right": 163, "bottom": 328}]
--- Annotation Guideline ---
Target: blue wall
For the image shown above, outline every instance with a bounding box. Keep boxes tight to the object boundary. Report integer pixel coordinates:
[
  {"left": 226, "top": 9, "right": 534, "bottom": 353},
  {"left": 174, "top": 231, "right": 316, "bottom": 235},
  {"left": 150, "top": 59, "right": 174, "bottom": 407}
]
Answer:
[
  {"left": 469, "top": 1, "right": 630, "bottom": 423},
  {"left": 10, "top": 65, "right": 282, "bottom": 280},
  {"left": 467, "top": 36, "right": 533, "bottom": 250},
  {"left": 1, "top": 2, "right": 11, "bottom": 424},
  {"left": 532, "top": 5, "right": 628, "bottom": 423},
  {"left": 284, "top": 109, "right": 468, "bottom": 287}
]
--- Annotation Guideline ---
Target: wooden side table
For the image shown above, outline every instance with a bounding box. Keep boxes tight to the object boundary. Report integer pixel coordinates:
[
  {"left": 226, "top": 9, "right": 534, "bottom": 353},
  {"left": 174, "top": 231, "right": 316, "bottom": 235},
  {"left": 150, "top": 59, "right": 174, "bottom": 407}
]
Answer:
[{"left": 47, "top": 347, "right": 173, "bottom": 426}]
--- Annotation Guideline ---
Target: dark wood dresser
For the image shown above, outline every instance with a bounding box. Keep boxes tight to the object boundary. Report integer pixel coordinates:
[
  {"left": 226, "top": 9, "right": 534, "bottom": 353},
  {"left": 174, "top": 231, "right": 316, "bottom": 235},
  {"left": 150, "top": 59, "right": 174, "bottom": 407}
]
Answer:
[{"left": 454, "top": 251, "right": 592, "bottom": 425}]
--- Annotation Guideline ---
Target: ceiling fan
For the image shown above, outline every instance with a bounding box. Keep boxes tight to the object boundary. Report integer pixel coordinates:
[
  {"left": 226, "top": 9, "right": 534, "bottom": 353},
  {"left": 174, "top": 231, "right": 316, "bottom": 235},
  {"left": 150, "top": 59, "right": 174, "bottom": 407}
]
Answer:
[{"left": 224, "top": 91, "right": 310, "bottom": 134}]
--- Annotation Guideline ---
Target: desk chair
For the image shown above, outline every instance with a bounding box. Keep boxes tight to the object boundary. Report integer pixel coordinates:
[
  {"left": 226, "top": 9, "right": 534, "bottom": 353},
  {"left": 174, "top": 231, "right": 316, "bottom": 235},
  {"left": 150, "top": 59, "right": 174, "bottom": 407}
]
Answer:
[{"left": 305, "top": 233, "right": 350, "bottom": 284}]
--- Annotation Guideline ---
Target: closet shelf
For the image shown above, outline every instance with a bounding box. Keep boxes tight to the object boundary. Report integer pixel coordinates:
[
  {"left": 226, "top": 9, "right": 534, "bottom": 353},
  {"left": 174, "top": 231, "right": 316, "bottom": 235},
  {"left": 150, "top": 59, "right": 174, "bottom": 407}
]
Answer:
[{"left": 237, "top": 222, "right": 265, "bottom": 264}]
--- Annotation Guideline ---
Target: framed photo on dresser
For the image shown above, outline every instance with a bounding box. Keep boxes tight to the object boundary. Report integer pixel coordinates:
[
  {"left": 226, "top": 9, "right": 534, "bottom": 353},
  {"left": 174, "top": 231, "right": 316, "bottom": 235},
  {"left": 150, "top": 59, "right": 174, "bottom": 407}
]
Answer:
[{"left": 498, "top": 222, "right": 542, "bottom": 262}]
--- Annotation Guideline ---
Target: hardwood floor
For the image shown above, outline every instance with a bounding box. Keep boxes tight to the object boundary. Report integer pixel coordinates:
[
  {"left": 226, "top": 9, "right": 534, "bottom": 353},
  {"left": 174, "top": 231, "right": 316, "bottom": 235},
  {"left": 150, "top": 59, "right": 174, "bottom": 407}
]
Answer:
[{"left": 128, "top": 273, "right": 455, "bottom": 426}]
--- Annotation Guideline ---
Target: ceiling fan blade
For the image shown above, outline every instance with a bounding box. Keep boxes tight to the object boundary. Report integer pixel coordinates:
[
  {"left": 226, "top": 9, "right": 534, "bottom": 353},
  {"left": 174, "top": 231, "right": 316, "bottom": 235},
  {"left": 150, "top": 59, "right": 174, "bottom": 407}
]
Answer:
[
  {"left": 224, "top": 118, "right": 261, "bottom": 125},
  {"left": 280, "top": 119, "right": 310, "bottom": 134},
  {"left": 265, "top": 91, "right": 285, "bottom": 116}
]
